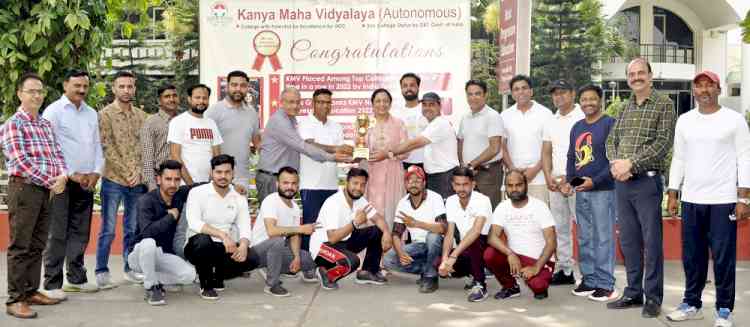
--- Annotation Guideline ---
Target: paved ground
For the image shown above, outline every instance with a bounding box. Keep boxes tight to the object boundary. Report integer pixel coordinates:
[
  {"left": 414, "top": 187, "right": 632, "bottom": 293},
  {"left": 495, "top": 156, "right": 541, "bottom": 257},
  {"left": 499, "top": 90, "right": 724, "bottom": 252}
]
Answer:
[{"left": 0, "top": 254, "right": 748, "bottom": 327}]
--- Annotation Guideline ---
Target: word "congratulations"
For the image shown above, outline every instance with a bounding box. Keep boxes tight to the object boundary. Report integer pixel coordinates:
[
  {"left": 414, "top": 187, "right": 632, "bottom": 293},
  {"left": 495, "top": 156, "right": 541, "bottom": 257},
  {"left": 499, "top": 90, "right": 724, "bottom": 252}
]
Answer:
[{"left": 290, "top": 39, "right": 445, "bottom": 65}]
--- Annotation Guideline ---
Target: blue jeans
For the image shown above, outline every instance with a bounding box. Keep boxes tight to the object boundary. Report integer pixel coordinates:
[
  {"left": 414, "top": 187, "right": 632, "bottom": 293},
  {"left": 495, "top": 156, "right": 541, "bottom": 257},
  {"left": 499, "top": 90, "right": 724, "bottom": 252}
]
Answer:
[
  {"left": 95, "top": 178, "right": 146, "bottom": 274},
  {"left": 576, "top": 189, "right": 616, "bottom": 290},
  {"left": 383, "top": 232, "right": 443, "bottom": 278}
]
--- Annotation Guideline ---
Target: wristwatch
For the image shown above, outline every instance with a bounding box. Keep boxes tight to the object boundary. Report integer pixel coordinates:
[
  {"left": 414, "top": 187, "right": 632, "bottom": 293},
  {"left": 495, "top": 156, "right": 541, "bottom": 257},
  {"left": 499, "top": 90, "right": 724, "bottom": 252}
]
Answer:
[{"left": 738, "top": 198, "right": 750, "bottom": 206}]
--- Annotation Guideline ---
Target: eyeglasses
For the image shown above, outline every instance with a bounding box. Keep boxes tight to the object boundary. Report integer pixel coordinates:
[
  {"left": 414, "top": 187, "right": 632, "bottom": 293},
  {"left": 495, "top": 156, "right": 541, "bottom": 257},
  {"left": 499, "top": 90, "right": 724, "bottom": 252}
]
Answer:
[{"left": 21, "top": 89, "right": 48, "bottom": 96}]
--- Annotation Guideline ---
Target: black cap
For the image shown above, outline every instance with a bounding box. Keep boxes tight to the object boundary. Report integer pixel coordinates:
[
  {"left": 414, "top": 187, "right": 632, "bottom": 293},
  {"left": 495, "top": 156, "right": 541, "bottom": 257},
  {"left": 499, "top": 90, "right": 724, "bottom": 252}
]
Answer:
[
  {"left": 420, "top": 92, "right": 441, "bottom": 103},
  {"left": 549, "top": 79, "right": 574, "bottom": 93}
]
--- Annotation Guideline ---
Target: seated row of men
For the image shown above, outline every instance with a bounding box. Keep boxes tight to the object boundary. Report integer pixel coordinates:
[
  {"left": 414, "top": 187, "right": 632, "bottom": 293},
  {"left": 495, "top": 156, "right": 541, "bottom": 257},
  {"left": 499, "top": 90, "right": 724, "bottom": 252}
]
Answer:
[{"left": 126, "top": 154, "right": 558, "bottom": 305}]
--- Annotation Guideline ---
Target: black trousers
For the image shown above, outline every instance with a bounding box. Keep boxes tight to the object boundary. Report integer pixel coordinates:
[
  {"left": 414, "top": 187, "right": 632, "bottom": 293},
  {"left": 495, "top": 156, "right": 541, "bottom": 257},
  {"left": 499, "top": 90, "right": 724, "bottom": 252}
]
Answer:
[
  {"left": 615, "top": 174, "right": 664, "bottom": 304},
  {"left": 43, "top": 180, "right": 94, "bottom": 289},
  {"left": 680, "top": 202, "right": 736, "bottom": 311},
  {"left": 184, "top": 234, "right": 260, "bottom": 289},
  {"left": 315, "top": 225, "right": 383, "bottom": 280},
  {"left": 6, "top": 179, "right": 51, "bottom": 304},
  {"left": 427, "top": 167, "right": 457, "bottom": 199}
]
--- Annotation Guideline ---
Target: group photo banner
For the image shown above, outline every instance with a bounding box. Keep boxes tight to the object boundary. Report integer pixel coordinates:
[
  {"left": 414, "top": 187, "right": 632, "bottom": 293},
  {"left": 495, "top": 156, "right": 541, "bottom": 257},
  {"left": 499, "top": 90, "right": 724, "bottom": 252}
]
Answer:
[{"left": 200, "top": 0, "right": 471, "bottom": 140}]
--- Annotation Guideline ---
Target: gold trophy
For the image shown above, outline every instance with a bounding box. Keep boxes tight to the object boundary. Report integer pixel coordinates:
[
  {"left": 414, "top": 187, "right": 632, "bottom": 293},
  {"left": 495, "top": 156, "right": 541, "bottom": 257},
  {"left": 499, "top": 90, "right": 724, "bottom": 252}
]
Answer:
[{"left": 352, "top": 110, "right": 370, "bottom": 160}]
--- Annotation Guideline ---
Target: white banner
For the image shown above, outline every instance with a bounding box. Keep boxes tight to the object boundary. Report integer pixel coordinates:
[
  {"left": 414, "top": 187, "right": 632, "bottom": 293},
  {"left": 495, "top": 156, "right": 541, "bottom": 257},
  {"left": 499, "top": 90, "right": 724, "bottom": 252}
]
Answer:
[{"left": 200, "top": 0, "right": 471, "bottom": 139}]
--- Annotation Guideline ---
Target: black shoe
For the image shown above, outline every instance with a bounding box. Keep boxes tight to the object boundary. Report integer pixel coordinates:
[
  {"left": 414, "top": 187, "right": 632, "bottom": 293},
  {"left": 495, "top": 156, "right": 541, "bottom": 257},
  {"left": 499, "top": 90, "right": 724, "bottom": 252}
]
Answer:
[
  {"left": 550, "top": 271, "right": 575, "bottom": 285},
  {"left": 354, "top": 270, "right": 387, "bottom": 285},
  {"left": 145, "top": 285, "right": 166, "bottom": 306},
  {"left": 607, "top": 295, "right": 644, "bottom": 309},
  {"left": 417, "top": 275, "right": 424, "bottom": 286},
  {"left": 467, "top": 282, "right": 489, "bottom": 302},
  {"left": 641, "top": 299, "right": 661, "bottom": 318},
  {"left": 316, "top": 266, "right": 339, "bottom": 290},
  {"left": 200, "top": 288, "right": 219, "bottom": 300},
  {"left": 214, "top": 279, "right": 225, "bottom": 292},
  {"left": 264, "top": 284, "right": 290, "bottom": 297},
  {"left": 419, "top": 277, "right": 439, "bottom": 293},
  {"left": 494, "top": 285, "right": 521, "bottom": 300},
  {"left": 534, "top": 289, "right": 549, "bottom": 300},
  {"left": 572, "top": 282, "right": 597, "bottom": 297}
]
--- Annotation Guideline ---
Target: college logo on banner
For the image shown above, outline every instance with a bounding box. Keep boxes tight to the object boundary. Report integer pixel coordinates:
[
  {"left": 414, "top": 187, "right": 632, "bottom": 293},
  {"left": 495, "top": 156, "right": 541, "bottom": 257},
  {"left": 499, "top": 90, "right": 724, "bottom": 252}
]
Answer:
[
  {"left": 207, "top": 2, "right": 233, "bottom": 27},
  {"left": 252, "top": 30, "right": 283, "bottom": 71}
]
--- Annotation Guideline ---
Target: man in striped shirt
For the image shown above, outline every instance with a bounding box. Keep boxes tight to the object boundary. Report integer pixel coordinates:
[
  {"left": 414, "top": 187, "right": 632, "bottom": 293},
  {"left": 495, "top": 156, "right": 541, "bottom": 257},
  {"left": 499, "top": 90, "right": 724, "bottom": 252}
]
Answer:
[
  {"left": 142, "top": 84, "right": 180, "bottom": 191},
  {"left": 1, "top": 73, "right": 68, "bottom": 318}
]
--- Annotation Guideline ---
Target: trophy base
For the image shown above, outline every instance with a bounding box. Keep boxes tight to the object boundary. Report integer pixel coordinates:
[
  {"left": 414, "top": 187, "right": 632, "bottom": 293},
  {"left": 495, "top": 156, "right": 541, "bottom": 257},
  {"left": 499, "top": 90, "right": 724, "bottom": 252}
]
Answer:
[{"left": 352, "top": 147, "right": 369, "bottom": 160}]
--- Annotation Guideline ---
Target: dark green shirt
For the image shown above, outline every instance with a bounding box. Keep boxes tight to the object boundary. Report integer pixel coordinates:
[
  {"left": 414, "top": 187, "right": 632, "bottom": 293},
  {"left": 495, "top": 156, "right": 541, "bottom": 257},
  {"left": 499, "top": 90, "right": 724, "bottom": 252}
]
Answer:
[{"left": 605, "top": 90, "right": 676, "bottom": 174}]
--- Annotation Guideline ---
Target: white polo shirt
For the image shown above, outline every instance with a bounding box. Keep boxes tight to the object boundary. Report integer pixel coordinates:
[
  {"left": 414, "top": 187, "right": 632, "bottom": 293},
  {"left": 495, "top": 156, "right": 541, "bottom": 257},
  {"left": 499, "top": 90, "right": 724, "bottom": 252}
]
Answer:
[
  {"left": 500, "top": 101, "right": 553, "bottom": 185},
  {"left": 252, "top": 192, "right": 302, "bottom": 246},
  {"left": 445, "top": 191, "right": 492, "bottom": 238},
  {"left": 394, "top": 190, "right": 446, "bottom": 243},
  {"left": 421, "top": 116, "right": 459, "bottom": 174},
  {"left": 458, "top": 105, "right": 505, "bottom": 164},
  {"left": 309, "top": 189, "right": 378, "bottom": 257},
  {"left": 542, "top": 105, "right": 584, "bottom": 177},
  {"left": 298, "top": 114, "right": 344, "bottom": 190},
  {"left": 185, "top": 182, "right": 251, "bottom": 243},
  {"left": 391, "top": 103, "right": 427, "bottom": 164},
  {"left": 491, "top": 197, "right": 555, "bottom": 259}
]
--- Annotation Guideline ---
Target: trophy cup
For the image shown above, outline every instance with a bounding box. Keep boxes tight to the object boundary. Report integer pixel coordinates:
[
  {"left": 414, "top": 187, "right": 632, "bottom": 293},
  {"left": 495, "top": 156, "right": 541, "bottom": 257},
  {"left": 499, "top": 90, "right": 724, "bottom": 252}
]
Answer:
[{"left": 352, "top": 110, "right": 370, "bottom": 160}]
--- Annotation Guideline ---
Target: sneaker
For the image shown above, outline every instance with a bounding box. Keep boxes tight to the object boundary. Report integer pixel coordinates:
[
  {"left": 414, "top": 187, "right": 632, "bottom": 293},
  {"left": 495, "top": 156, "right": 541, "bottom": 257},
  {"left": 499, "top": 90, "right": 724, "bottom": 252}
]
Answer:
[
  {"left": 163, "top": 284, "right": 182, "bottom": 293},
  {"left": 199, "top": 288, "right": 219, "bottom": 300},
  {"left": 354, "top": 270, "right": 387, "bottom": 285},
  {"left": 281, "top": 272, "right": 300, "bottom": 280},
  {"left": 714, "top": 308, "right": 733, "bottom": 327},
  {"left": 214, "top": 279, "right": 225, "bottom": 292},
  {"left": 550, "top": 270, "right": 576, "bottom": 285},
  {"left": 40, "top": 289, "right": 68, "bottom": 301},
  {"left": 494, "top": 285, "right": 521, "bottom": 300},
  {"left": 302, "top": 270, "right": 317, "bottom": 283},
  {"left": 96, "top": 272, "right": 118, "bottom": 290},
  {"left": 588, "top": 288, "right": 619, "bottom": 302},
  {"left": 419, "top": 277, "right": 439, "bottom": 294},
  {"left": 145, "top": 285, "right": 166, "bottom": 306},
  {"left": 534, "top": 289, "right": 549, "bottom": 300},
  {"left": 572, "top": 282, "right": 596, "bottom": 296},
  {"left": 123, "top": 271, "right": 144, "bottom": 284},
  {"left": 62, "top": 283, "right": 99, "bottom": 293},
  {"left": 316, "top": 266, "right": 339, "bottom": 290},
  {"left": 264, "top": 284, "right": 291, "bottom": 297},
  {"left": 467, "top": 282, "right": 489, "bottom": 302},
  {"left": 667, "top": 303, "right": 703, "bottom": 321}
]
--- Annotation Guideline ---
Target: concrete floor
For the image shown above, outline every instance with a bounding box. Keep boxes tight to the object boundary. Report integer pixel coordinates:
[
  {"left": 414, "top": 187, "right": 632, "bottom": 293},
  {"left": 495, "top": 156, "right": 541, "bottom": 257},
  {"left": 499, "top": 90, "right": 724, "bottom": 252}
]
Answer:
[{"left": 0, "top": 253, "right": 748, "bottom": 327}]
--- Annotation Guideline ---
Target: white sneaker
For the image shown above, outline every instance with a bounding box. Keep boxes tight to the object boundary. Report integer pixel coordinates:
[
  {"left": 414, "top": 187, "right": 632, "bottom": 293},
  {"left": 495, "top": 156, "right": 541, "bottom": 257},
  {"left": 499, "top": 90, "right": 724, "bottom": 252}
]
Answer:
[
  {"left": 302, "top": 270, "right": 317, "bottom": 283},
  {"left": 96, "top": 272, "right": 118, "bottom": 290},
  {"left": 667, "top": 303, "right": 703, "bottom": 321},
  {"left": 40, "top": 288, "right": 67, "bottom": 300},
  {"left": 714, "top": 308, "right": 733, "bottom": 327},
  {"left": 123, "top": 271, "right": 144, "bottom": 284},
  {"left": 62, "top": 283, "right": 99, "bottom": 293}
]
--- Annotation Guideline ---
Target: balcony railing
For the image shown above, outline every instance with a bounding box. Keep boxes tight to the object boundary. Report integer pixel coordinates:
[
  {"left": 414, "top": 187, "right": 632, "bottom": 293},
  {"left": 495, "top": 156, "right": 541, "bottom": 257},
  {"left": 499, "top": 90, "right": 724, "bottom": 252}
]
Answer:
[{"left": 610, "top": 43, "right": 694, "bottom": 65}]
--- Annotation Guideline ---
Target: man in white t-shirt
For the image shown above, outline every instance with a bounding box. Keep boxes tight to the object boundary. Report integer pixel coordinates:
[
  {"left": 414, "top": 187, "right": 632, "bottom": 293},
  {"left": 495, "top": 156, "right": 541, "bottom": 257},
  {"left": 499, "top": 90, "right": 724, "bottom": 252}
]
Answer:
[
  {"left": 436, "top": 167, "right": 493, "bottom": 303},
  {"left": 541, "top": 79, "right": 584, "bottom": 286},
  {"left": 391, "top": 92, "right": 459, "bottom": 199},
  {"left": 458, "top": 79, "right": 505, "bottom": 208},
  {"left": 168, "top": 84, "right": 223, "bottom": 185},
  {"left": 501, "top": 75, "right": 553, "bottom": 205},
  {"left": 298, "top": 88, "right": 346, "bottom": 252},
  {"left": 183, "top": 155, "right": 257, "bottom": 301},
  {"left": 665, "top": 71, "right": 750, "bottom": 326},
  {"left": 252, "top": 167, "right": 318, "bottom": 297},
  {"left": 309, "top": 168, "right": 393, "bottom": 290},
  {"left": 391, "top": 73, "right": 428, "bottom": 171},
  {"left": 484, "top": 170, "right": 557, "bottom": 300},
  {"left": 383, "top": 166, "right": 446, "bottom": 293}
]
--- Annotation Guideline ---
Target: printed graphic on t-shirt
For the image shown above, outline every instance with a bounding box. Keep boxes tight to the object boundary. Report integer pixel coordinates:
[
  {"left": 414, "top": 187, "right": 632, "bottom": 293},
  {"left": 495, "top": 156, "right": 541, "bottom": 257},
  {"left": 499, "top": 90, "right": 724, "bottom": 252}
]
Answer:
[
  {"left": 190, "top": 128, "right": 215, "bottom": 142},
  {"left": 575, "top": 132, "right": 594, "bottom": 169}
]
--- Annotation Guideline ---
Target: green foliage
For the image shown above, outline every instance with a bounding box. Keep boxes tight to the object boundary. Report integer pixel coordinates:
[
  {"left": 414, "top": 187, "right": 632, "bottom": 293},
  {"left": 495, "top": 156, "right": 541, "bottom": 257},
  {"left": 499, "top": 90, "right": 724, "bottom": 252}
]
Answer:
[
  {"left": 163, "top": 0, "right": 200, "bottom": 96},
  {"left": 0, "top": 1, "right": 113, "bottom": 117},
  {"left": 471, "top": 40, "right": 503, "bottom": 111},
  {"left": 742, "top": 10, "right": 750, "bottom": 44},
  {"left": 483, "top": 1, "right": 500, "bottom": 34},
  {"left": 605, "top": 95, "right": 625, "bottom": 118},
  {"left": 530, "top": 0, "right": 624, "bottom": 109}
]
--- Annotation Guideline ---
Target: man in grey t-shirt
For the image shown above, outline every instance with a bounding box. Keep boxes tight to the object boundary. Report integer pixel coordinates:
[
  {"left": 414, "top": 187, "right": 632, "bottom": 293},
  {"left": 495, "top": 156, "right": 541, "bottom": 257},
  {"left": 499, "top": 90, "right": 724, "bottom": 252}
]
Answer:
[{"left": 206, "top": 70, "right": 261, "bottom": 190}]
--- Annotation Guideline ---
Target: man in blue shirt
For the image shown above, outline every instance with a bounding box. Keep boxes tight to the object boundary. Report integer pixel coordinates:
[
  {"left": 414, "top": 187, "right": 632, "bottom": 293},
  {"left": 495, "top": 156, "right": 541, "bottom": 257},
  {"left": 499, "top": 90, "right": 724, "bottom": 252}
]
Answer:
[{"left": 41, "top": 69, "right": 104, "bottom": 299}]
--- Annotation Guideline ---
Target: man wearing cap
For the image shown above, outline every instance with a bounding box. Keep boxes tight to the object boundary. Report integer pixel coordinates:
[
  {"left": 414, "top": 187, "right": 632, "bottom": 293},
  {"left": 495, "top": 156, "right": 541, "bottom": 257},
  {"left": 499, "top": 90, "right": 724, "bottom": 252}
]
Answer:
[
  {"left": 501, "top": 75, "right": 553, "bottom": 205},
  {"left": 606, "top": 58, "right": 676, "bottom": 318},
  {"left": 383, "top": 165, "right": 446, "bottom": 293},
  {"left": 665, "top": 70, "right": 750, "bottom": 326},
  {"left": 389, "top": 92, "right": 460, "bottom": 199},
  {"left": 458, "top": 79, "right": 505, "bottom": 208},
  {"left": 541, "top": 79, "right": 584, "bottom": 286}
]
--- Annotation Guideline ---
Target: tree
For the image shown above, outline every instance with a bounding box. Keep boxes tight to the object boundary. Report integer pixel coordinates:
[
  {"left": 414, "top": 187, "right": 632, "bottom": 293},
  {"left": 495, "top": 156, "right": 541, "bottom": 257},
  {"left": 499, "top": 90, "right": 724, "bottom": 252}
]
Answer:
[
  {"left": 742, "top": 10, "right": 750, "bottom": 43},
  {"left": 162, "top": 0, "right": 199, "bottom": 97},
  {"left": 0, "top": 1, "right": 113, "bottom": 118},
  {"left": 530, "top": 0, "right": 624, "bottom": 109}
]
